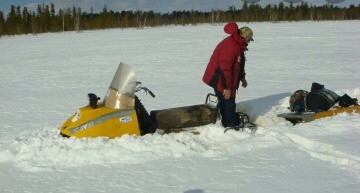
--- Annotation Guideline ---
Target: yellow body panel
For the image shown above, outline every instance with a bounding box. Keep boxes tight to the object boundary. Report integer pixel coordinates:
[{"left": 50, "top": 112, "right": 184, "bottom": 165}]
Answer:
[
  {"left": 278, "top": 105, "right": 360, "bottom": 125},
  {"left": 312, "top": 105, "right": 360, "bottom": 121},
  {"left": 60, "top": 103, "right": 141, "bottom": 138}
]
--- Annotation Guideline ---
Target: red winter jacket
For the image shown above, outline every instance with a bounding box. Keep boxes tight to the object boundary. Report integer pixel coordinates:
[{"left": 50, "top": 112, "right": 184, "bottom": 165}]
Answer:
[{"left": 203, "top": 22, "right": 248, "bottom": 97}]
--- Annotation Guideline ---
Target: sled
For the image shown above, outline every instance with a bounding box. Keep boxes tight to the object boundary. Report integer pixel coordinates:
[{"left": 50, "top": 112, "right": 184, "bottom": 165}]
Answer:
[
  {"left": 277, "top": 105, "right": 360, "bottom": 124},
  {"left": 151, "top": 94, "right": 257, "bottom": 133},
  {"left": 150, "top": 103, "right": 218, "bottom": 134}
]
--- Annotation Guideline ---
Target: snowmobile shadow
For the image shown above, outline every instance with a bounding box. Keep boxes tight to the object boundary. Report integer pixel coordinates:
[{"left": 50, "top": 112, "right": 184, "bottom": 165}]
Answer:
[{"left": 236, "top": 92, "right": 291, "bottom": 121}]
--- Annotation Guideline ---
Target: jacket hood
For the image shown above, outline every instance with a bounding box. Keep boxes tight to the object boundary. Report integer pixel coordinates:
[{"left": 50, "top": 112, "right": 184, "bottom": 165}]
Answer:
[
  {"left": 224, "top": 22, "right": 247, "bottom": 50},
  {"left": 224, "top": 22, "right": 239, "bottom": 35}
]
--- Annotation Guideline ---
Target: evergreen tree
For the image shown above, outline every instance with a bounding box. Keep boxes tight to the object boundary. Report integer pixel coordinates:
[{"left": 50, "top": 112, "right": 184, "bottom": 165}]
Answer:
[
  {"left": 0, "top": 11, "right": 4, "bottom": 37},
  {"left": 278, "top": 1, "right": 285, "bottom": 21},
  {"left": 6, "top": 5, "right": 18, "bottom": 35},
  {"left": 241, "top": 2, "right": 249, "bottom": 22},
  {"left": 22, "top": 7, "right": 30, "bottom": 34}
]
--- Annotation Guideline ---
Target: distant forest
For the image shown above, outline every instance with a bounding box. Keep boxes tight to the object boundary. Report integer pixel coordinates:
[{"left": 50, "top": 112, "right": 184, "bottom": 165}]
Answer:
[{"left": 1, "top": 2, "right": 359, "bottom": 37}]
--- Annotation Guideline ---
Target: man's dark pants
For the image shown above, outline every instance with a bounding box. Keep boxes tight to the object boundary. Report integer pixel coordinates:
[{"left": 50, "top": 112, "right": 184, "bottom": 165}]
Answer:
[{"left": 215, "top": 90, "right": 239, "bottom": 128}]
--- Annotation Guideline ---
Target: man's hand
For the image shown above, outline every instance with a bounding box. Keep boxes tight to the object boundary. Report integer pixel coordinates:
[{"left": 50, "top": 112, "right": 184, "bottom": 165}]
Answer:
[
  {"left": 241, "top": 79, "right": 248, "bottom": 88},
  {"left": 223, "top": 89, "right": 231, "bottom": 99}
]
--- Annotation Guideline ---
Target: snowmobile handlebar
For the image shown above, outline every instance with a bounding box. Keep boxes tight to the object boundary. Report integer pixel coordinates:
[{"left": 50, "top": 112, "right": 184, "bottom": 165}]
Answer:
[
  {"left": 140, "top": 87, "right": 155, "bottom": 98},
  {"left": 135, "top": 82, "right": 155, "bottom": 98}
]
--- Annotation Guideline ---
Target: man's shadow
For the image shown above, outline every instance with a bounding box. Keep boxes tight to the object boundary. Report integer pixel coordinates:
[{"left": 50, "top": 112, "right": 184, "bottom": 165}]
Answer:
[{"left": 184, "top": 189, "right": 204, "bottom": 193}]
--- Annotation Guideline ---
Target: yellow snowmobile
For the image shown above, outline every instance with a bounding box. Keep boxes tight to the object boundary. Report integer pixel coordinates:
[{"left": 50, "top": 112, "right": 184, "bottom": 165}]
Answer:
[
  {"left": 60, "top": 62, "right": 219, "bottom": 138},
  {"left": 60, "top": 63, "right": 157, "bottom": 138}
]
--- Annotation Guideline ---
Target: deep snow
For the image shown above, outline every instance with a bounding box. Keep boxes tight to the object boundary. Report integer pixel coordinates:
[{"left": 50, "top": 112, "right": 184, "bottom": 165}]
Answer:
[{"left": 0, "top": 21, "right": 360, "bottom": 193}]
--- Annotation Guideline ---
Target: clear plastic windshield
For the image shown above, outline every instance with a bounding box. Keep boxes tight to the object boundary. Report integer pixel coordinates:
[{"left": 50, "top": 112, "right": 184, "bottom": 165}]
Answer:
[{"left": 103, "top": 63, "right": 137, "bottom": 109}]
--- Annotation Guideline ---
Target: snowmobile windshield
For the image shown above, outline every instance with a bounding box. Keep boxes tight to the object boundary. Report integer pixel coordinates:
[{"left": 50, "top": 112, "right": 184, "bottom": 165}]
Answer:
[{"left": 103, "top": 63, "right": 137, "bottom": 109}]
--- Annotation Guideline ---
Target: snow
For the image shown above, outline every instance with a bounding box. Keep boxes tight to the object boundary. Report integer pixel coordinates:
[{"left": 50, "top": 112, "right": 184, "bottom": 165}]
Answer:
[{"left": 1, "top": 21, "right": 360, "bottom": 193}]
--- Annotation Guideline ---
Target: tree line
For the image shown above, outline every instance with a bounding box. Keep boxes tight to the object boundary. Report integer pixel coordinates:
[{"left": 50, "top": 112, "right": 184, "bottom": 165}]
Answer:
[{"left": 0, "top": 2, "right": 359, "bottom": 37}]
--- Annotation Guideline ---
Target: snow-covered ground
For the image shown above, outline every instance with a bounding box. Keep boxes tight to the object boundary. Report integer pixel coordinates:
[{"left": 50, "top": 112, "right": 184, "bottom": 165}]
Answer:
[{"left": 0, "top": 21, "right": 359, "bottom": 193}]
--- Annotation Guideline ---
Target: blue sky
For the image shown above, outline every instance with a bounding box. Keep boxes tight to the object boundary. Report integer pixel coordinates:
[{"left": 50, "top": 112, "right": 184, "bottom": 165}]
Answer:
[{"left": 0, "top": 0, "right": 356, "bottom": 15}]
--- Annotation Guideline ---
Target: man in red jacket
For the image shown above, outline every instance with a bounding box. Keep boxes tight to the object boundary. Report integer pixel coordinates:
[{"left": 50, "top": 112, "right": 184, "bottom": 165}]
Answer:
[{"left": 203, "top": 22, "right": 253, "bottom": 129}]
